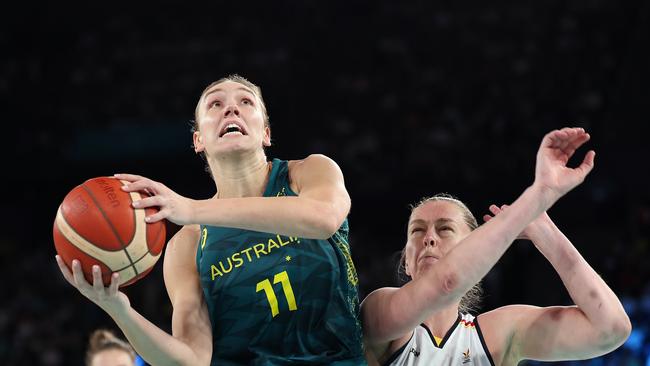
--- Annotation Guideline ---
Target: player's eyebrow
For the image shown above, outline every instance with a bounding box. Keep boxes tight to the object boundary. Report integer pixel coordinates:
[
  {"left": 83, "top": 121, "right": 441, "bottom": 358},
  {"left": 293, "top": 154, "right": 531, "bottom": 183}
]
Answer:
[{"left": 203, "top": 86, "right": 256, "bottom": 101}]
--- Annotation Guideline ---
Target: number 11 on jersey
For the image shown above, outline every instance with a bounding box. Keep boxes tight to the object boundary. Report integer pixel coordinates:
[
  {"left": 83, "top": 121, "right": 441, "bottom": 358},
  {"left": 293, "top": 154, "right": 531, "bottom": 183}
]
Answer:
[{"left": 256, "top": 270, "right": 298, "bottom": 317}]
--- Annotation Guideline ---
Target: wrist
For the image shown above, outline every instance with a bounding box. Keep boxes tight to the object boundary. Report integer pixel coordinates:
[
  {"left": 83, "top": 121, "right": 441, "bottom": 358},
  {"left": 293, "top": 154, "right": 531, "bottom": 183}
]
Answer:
[
  {"left": 524, "top": 213, "right": 555, "bottom": 240},
  {"left": 187, "top": 198, "right": 200, "bottom": 225},
  {"left": 100, "top": 297, "right": 131, "bottom": 318},
  {"left": 528, "top": 183, "right": 558, "bottom": 211}
]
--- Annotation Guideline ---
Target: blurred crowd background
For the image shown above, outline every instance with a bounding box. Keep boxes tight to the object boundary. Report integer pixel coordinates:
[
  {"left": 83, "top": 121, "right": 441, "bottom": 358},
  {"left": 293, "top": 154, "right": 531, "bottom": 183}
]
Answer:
[{"left": 2, "top": 1, "right": 649, "bottom": 365}]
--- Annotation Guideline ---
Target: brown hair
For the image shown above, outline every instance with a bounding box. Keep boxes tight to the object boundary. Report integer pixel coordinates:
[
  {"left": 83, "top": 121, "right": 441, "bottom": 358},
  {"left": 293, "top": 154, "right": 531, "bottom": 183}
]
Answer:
[
  {"left": 397, "top": 193, "right": 483, "bottom": 314},
  {"left": 85, "top": 329, "right": 136, "bottom": 366}
]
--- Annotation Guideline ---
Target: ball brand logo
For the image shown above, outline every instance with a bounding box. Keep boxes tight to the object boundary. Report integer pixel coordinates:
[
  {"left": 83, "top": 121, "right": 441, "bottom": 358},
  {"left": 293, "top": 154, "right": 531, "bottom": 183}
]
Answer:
[{"left": 96, "top": 178, "right": 120, "bottom": 208}]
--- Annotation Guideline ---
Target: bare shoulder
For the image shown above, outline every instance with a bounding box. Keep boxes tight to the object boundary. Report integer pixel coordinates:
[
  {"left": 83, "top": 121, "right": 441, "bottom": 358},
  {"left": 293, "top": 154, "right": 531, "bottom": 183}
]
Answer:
[
  {"left": 362, "top": 286, "right": 400, "bottom": 308},
  {"left": 361, "top": 287, "right": 403, "bottom": 357},
  {"left": 478, "top": 305, "right": 541, "bottom": 365},
  {"left": 479, "top": 304, "right": 544, "bottom": 331},
  {"left": 288, "top": 154, "right": 342, "bottom": 177},
  {"left": 289, "top": 153, "right": 338, "bottom": 166},
  {"left": 363, "top": 287, "right": 415, "bottom": 365},
  {"left": 287, "top": 154, "right": 346, "bottom": 193},
  {"left": 360, "top": 286, "right": 400, "bottom": 338}
]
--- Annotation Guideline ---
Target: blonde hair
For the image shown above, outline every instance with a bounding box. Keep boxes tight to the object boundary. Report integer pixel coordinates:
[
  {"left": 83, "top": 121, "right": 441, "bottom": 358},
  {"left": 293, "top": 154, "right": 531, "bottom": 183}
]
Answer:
[
  {"left": 397, "top": 193, "right": 483, "bottom": 314},
  {"left": 85, "top": 329, "right": 136, "bottom": 366}
]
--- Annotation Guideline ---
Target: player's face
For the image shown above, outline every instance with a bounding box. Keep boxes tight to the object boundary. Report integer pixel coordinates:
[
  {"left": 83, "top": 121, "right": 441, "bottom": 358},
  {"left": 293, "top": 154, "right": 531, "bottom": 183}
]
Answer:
[
  {"left": 193, "top": 81, "right": 270, "bottom": 157},
  {"left": 90, "top": 349, "right": 134, "bottom": 366},
  {"left": 404, "top": 201, "right": 472, "bottom": 279}
]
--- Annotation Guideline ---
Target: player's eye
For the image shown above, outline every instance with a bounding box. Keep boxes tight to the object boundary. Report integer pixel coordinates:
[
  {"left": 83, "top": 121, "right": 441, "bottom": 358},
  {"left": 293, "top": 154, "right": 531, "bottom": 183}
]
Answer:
[{"left": 242, "top": 97, "right": 253, "bottom": 105}]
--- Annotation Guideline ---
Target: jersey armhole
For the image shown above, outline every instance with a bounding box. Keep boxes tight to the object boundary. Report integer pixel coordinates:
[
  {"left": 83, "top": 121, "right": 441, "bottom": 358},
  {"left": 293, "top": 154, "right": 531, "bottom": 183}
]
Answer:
[
  {"left": 474, "top": 316, "right": 497, "bottom": 366},
  {"left": 382, "top": 331, "right": 414, "bottom": 366}
]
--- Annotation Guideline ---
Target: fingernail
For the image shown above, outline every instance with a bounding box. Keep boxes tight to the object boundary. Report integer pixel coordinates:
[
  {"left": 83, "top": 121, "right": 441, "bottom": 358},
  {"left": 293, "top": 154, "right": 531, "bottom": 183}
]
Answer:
[
  {"left": 145, "top": 216, "right": 151, "bottom": 222},
  {"left": 93, "top": 265, "right": 99, "bottom": 272},
  {"left": 132, "top": 201, "right": 140, "bottom": 207}
]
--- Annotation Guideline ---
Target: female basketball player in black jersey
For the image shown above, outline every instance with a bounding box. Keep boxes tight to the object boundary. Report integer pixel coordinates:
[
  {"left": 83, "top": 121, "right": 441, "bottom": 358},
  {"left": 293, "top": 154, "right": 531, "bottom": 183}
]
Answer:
[
  {"left": 361, "top": 128, "right": 631, "bottom": 365},
  {"left": 56, "top": 75, "right": 365, "bottom": 365}
]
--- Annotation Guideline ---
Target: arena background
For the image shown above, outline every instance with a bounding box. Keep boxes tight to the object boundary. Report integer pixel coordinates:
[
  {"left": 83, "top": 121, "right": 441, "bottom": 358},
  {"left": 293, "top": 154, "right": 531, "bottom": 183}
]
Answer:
[{"left": 2, "top": 1, "right": 649, "bottom": 364}]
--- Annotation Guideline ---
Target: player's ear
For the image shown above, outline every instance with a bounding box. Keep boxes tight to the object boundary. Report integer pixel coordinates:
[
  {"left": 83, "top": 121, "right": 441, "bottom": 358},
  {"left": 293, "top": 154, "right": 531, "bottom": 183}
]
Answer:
[
  {"left": 263, "top": 126, "right": 271, "bottom": 147},
  {"left": 193, "top": 131, "right": 205, "bottom": 153}
]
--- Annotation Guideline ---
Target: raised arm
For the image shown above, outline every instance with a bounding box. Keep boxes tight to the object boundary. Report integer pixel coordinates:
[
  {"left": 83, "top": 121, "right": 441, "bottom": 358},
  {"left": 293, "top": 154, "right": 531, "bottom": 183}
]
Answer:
[
  {"left": 481, "top": 207, "right": 630, "bottom": 363},
  {"left": 116, "top": 154, "right": 350, "bottom": 239},
  {"left": 362, "top": 128, "right": 596, "bottom": 347},
  {"left": 56, "top": 226, "right": 212, "bottom": 366}
]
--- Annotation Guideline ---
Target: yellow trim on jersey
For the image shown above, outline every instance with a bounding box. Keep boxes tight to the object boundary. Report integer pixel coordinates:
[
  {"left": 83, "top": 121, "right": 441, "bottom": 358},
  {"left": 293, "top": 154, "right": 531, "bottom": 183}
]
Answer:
[{"left": 433, "top": 335, "right": 442, "bottom": 346}]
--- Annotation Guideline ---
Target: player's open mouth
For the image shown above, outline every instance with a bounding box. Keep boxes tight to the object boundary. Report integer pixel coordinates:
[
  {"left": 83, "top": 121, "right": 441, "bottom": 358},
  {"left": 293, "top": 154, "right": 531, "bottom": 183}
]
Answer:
[{"left": 219, "top": 122, "right": 247, "bottom": 137}]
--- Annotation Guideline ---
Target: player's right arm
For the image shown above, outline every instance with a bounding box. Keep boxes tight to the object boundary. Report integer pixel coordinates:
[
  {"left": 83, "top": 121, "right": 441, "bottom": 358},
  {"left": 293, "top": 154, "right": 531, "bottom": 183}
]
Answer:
[
  {"left": 55, "top": 225, "right": 212, "bottom": 366},
  {"left": 361, "top": 128, "right": 596, "bottom": 357}
]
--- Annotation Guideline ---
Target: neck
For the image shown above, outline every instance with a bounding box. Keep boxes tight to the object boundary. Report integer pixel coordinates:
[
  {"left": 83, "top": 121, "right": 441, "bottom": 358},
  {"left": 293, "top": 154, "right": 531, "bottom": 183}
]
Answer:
[
  {"left": 422, "top": 304, "right": 460, "bottom": 338},
  {"left": 208, "top": 150, "right": 271, "bottom": 198}
]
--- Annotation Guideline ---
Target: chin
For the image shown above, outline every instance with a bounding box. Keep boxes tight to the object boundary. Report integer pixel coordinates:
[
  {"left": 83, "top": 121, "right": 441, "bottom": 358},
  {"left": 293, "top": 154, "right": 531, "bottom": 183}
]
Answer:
[
  {"left": 214, "top": 141, "right": 257, "bottom": 155},
  {"left": 416, "top": 261, "right": 437, "bottom": 274}
]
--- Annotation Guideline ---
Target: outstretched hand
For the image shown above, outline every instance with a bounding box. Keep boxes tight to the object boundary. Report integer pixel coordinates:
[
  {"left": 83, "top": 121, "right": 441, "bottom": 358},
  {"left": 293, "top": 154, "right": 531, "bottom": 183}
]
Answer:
[
  {"left": 115, "top": 173, "right": 196, "bottom": 226},
  {"left": 534, "top": 127, "right": 595, "bottom": 201}
]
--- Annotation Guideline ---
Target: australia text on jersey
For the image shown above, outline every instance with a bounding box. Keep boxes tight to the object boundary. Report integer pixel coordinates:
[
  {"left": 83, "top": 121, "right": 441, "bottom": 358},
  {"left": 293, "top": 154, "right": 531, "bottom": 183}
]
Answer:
[{"left": 209, "top": 234, "right": 301, "bottom": 280}]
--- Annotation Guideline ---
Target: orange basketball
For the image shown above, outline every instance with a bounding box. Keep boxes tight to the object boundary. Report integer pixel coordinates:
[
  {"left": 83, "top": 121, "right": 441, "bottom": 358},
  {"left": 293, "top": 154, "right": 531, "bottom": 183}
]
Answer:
[{"left": 53, "top": 177, "right": 166, "bottom": 287}]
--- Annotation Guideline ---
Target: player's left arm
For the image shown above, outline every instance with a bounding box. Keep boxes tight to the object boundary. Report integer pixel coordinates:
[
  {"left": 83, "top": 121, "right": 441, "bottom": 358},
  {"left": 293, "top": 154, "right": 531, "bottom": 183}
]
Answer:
[
  {"left": 116, "top": 154, "right": 350, "bottom": 239},
  {"left": 482, "top": 208, "right": 631, "bottom": 362}
]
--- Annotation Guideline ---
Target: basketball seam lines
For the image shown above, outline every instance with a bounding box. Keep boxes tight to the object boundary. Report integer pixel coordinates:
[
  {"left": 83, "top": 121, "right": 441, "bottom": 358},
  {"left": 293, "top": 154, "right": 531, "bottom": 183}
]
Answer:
[{"left": 81, "top": 181, "right": 137, "bottom": 272}]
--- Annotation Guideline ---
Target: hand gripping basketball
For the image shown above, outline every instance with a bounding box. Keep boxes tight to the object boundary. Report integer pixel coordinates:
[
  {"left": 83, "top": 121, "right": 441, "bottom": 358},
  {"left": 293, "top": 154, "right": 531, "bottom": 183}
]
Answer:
[
  {"left": 53, "top": 177, "right": 166, "bottom": 287},
  {"left": 114, "top": 173, "right": 197, "bottom": 226}
]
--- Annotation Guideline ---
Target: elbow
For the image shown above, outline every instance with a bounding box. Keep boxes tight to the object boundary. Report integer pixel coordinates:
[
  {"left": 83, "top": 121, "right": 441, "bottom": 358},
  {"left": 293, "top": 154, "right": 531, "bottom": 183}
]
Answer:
[
  {"left": 610, "top": 313, "right": 632, "bottom": 345},
  {"left": 596, "top": 312, "right": 632, "bottom": 351},
  {"left": 311, "top": 215, "right": 340, "bottom": 239},
  {"left": 309, "top": 204, "right": 345, "bottom": 239},
  {"left": 418, "top": 266, "right": 463, "bottom": 311},
  {"left": 425, "top": 265, "right": 462, "bottom": 301},
  {"left": 440, "top": 268, "right": 461, "bottom": 296}
]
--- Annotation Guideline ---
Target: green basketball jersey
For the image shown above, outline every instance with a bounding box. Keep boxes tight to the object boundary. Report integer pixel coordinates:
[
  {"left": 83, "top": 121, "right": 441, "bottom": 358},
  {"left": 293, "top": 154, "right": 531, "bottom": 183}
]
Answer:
[{"left": 196, "top": 158, "right": 366, "bottom": 365}]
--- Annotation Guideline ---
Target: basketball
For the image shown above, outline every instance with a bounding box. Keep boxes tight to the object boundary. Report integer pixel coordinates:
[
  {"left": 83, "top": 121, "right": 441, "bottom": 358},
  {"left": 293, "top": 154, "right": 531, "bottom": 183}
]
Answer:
[{"left": 53, "top": 177, "right": 166, "bottom": 287}]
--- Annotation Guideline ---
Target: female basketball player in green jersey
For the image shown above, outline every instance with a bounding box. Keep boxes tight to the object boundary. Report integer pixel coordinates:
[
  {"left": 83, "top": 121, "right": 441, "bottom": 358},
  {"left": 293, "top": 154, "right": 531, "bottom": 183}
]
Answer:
[
  {"left": 56, "top": 75, "right": 365, "bottom": 365},
  {"left": 361, "top": 128, "right": 631, "bottom": 365}
]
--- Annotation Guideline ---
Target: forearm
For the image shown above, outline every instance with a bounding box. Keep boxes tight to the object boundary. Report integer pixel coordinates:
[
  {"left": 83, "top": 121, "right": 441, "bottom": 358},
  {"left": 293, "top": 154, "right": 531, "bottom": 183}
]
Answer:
[
  {"left": 106, "top": 306, "right": 204, "bottom": 366},
  {"left": 192, "top": 196, "right": 341, "bottom": 239},
  {"left": 423, "top": 184, "right": 552, "bottom": 305},
  {"left": 530, "top": 223, "right": 630, "bottom": 338}
]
